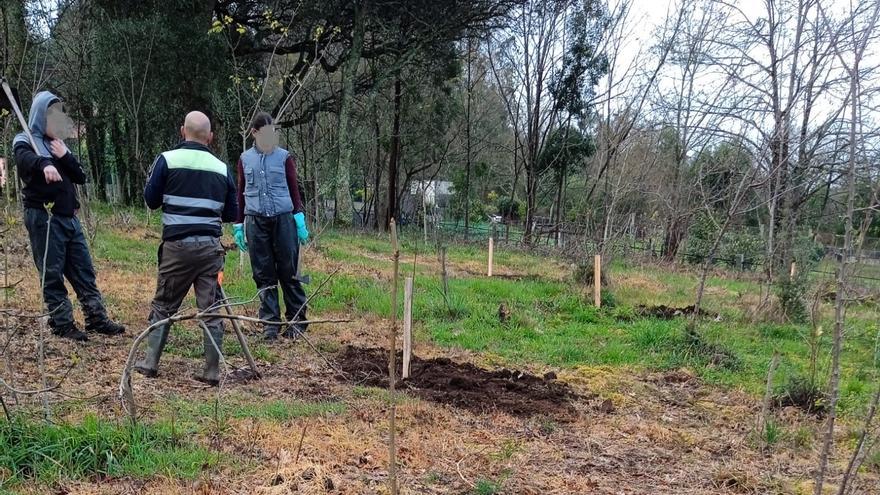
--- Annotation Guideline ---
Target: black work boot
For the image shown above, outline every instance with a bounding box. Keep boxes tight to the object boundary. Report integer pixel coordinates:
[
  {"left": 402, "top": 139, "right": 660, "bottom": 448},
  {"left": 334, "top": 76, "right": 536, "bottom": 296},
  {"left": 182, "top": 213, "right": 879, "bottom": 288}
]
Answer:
[
  {"left": 262, "top": 326, "right": 280, "bottom": 342},
  {"left": 52, "top": 323, "right": 89, "bottom": 342},
  {"left": 194, "top": 325, "right": 224, "bottom": 386},
  {"left": 134, "top": 325, "right": 169, "bottom": 378},
  {"left": 282, "top": 322, "right": 308, "bottom": 339},
  {"left": 87, "top": 319, "right": 126, "bottom": 336}
]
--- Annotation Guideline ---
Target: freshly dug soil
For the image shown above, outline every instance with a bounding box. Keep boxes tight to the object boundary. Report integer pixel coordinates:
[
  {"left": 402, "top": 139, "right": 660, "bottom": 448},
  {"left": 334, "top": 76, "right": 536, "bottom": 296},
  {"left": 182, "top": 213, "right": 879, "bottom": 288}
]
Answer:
[
  {"left": 636, "top": 304, "right": 717, "bottom": 320},
  {"left": 337, "top": 346, "right": 582, "bottom": 421}
]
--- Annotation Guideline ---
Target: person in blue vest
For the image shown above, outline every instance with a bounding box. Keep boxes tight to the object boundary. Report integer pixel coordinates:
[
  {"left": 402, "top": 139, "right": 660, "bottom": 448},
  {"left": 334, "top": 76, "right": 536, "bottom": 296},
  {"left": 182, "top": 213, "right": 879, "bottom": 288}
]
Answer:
[
  {"left": 12, "top": 91, "right": 125, "bottom": 341},
  {"left": 136, "top": 111, "right": 238, "bottom": 386},
  {"left": 232, "top": 112, "right": 309, "bottom": 341}
]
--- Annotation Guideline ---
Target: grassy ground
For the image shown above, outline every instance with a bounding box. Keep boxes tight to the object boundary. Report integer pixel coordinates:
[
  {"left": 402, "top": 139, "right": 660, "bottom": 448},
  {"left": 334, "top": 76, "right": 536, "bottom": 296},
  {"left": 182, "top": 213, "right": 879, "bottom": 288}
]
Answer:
[{"left": 0, "top": 204, "right": 878, "bottom": 493}]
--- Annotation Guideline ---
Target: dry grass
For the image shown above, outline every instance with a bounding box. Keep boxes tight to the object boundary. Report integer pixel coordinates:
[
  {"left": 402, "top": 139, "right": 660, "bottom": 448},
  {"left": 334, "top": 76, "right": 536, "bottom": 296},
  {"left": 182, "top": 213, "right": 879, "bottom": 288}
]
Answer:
[{"left": 0, "top": 220, "right": 877, "bottom": 494}]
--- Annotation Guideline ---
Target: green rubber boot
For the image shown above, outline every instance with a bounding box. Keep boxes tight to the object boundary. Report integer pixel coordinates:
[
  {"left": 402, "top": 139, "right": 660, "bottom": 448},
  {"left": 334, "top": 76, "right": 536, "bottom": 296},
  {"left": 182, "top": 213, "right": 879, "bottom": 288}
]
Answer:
[
  {"left": 195, "top": 324, "right": 224, "bottom": 386},
  {"left": 134, "top": 324, "right": 170, "bottom": 378}
]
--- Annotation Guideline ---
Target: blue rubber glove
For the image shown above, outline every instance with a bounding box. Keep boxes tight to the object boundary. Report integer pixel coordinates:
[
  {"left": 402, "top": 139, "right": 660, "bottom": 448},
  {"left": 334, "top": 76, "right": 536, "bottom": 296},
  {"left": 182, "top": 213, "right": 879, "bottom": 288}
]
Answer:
[
  {"left": 233, "top": 223, "right": 247, "bottom": 252},
  {"left": 293, "top": 212, "right": 309, "bottom": 245}
]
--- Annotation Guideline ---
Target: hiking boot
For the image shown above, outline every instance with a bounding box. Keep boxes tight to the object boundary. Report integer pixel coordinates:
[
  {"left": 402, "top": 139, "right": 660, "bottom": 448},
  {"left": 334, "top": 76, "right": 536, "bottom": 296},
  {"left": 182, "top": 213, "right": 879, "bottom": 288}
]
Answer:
[
  {"left": 262, "top": 327, "right": 279, "bottom": 342},
  {"left": 133, "top": 366, "right": 158, "bottom": 378},
  {"left": 52, "top": 323, "right": 89, "bottom": 342},
  {"left": 87, "top": 319, "right": 126, "bottom": 336},
  {"left": 282, "top": 322, "right": 307, "bottom": 339},
  {"left": 192, "top": 374, "right": 220, "bottom": 387}
]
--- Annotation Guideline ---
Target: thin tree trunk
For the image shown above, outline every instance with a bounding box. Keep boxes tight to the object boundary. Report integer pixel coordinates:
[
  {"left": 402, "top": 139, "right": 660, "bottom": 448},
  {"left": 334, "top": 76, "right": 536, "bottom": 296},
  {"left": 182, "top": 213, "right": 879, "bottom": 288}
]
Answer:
[
  {"left": 814, "top": 4, "right": 879, "bottom": 487},
  {"left": 372, "top": 99, "right": 383, "bottom": 230},
  {"left": 333, "top": 2, "right": 366, "bottom": 226},
  {"left": 385, "top": 77, "right": 402, "bottom": 230},
  {"left": 463, "top": 36, "right": 473, "bottom": 237}
]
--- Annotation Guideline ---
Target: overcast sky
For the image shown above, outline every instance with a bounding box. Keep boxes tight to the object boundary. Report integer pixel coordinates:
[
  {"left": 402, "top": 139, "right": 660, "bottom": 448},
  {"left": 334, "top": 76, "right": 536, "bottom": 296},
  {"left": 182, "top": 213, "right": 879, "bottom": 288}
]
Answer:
[{"left": 606, "top": 0, "right": 879, "bottom": 143}]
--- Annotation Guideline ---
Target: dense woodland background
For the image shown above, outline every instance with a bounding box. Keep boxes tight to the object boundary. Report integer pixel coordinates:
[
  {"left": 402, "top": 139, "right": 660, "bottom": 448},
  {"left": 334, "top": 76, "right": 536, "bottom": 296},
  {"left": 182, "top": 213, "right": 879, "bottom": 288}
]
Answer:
[{"left": 0, "top": 0, "right": 878, "bottom": 288}]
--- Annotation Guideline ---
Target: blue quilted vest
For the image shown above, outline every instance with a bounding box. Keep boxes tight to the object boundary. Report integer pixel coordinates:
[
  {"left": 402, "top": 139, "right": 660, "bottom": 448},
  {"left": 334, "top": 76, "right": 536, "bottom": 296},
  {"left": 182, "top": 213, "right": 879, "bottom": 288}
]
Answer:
[{"left": 240, "top": 146, "right": 294, "bottom": 217}]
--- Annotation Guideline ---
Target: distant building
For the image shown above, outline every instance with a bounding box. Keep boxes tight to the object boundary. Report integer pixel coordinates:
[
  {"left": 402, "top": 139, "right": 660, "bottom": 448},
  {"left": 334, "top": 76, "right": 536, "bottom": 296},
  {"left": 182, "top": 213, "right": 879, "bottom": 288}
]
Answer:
[
  {"left": 409, "top": 180, "right": 453, "bottom": 208},
  {"left": 401, "top": 180, "right": 454, "bottom": 225}
]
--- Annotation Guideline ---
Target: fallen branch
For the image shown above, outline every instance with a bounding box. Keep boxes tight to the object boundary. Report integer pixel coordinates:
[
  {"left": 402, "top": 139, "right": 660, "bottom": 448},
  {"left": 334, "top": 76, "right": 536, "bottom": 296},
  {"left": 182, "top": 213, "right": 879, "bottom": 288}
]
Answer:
[
  {"left": 119, "top": 315, "right": 349, "bottom": 420},
  {"left": 0, "top": 359, "right": 75, "bottom": 396},
  {"left": 0, "top": 278, "right": 22, "bottom": 290},
  {"left": 119, "top": 268, "right": 346, "bottom": 420}
]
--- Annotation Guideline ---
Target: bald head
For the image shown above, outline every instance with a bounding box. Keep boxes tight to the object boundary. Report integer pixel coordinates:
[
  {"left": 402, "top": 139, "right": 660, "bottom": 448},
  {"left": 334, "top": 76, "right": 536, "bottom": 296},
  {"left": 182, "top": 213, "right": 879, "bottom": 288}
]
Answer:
[{"left": 181, "top": 111, "right": 212, "bottom": 145}]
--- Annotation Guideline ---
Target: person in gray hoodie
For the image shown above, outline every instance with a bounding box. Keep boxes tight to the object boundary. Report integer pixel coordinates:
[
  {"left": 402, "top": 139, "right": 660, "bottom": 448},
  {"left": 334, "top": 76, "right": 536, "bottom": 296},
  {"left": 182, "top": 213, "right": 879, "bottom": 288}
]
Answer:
[{"left": 13, "top": 91, "right": 125, "bottom": 341}]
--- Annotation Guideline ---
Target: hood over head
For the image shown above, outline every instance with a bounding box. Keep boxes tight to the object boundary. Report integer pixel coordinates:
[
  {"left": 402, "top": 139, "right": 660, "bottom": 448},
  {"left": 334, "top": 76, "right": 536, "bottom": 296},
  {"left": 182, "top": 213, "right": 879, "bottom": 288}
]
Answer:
[{"left": 13, "top": 91, "right": 60, "bottom": 157}]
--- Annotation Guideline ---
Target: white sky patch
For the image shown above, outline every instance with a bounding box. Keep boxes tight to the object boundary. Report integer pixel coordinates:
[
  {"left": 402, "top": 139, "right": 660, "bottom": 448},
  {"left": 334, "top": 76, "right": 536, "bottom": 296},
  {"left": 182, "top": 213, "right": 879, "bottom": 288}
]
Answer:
[{"left": 602, "top": 0, "right": 879, "bottom": 152}]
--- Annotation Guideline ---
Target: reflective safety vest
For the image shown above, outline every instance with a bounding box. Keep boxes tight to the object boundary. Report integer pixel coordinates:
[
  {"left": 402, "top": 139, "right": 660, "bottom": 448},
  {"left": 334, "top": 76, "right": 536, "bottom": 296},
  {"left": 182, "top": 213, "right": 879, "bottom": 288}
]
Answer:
[{"left": 160, "top": 146, "right": 229, "bottom": 240}]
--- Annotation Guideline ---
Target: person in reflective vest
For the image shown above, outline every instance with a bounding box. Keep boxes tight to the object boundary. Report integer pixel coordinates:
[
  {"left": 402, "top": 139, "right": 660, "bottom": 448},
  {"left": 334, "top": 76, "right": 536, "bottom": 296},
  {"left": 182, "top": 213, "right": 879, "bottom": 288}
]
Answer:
[
  {"left": 138, "top": 111, "right": 238, "bottom": 386},
  {"left": 233, "top": 112, "right": 309, "bottom": 341}
]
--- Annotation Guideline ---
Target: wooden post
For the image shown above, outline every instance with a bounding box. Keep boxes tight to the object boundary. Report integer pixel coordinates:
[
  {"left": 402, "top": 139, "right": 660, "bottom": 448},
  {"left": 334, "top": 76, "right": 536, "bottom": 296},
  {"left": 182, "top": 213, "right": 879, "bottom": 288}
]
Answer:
[
  {"left": 488, "top": 237, "right": 494, "bottom": 277},
  {"left": 738, "top": 254, "right": 745, "bottom": 271},
  {"left": 403, "top": 276, "right": 413, "bottom": 379},
  {"left": 594, "top": 254, "right": 602, "bottom": 308},
  {"left": 440, "top": 246, "right": 449, "bottom": 299},
  {"left": 388, "top": 219, "right": 400, "bottom": 495},
  {"left": 790, "top": 261, "right": 797, "bottom": 279}
]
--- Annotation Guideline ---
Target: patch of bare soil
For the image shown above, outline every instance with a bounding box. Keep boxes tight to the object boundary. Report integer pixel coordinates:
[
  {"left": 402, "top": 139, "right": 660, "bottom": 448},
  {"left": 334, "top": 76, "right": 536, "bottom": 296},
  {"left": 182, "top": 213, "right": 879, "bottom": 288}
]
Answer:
[
  {"left": 635, "top": 304, "right": 718, "bottom": 320},
  {"left": 337, "top": 346, "right": 584, "bottom": 420}
]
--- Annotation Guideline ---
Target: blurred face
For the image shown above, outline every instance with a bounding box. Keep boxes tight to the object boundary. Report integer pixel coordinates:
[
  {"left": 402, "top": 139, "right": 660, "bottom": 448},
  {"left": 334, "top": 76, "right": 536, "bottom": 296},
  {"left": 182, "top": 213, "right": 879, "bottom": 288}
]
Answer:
[
  {"left": 253, "top": 124, "right": 278, "bottom": 153},
  {"left": 46, "top": 102, "right": 74, "bottom": 140}
]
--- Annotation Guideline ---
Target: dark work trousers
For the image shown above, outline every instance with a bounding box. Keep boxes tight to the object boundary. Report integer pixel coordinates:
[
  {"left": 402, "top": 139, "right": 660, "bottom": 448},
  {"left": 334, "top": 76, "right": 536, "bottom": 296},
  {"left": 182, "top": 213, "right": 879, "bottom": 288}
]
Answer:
[
  {"left": 24, "top": 207, "right": 108, "bottom": 330},
  {"left": 143, "top": 236, "right": 226, "bottom": 372},
  {"left": 149, "top": 236, "right": 225, "bottom": 324},
  {"left": 245, "top": 214, "right": 307, "bottom": 333}
]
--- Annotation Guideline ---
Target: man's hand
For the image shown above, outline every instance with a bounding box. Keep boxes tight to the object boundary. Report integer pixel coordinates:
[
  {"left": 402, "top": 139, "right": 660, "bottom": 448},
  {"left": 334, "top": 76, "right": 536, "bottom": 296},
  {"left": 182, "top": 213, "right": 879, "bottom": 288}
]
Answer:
[
  {"left": 49, "top": 139, "right": 69, "bottom": 159},
  {"left": 233, "top": 223, "right": 247, "bottom": 252},
  {"left": 43, "top": 164, "right": 62, "bottom": 183}
]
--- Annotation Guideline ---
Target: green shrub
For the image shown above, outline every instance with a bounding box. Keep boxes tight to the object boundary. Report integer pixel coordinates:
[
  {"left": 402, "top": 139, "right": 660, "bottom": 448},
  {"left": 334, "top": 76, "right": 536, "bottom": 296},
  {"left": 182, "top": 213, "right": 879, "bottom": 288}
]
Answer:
[
  {"left": 773, "top": 375, "right": 827, "bottom": 415},
  {"left": 684, "top": 212, "right": 718, "bottom": 264},
  {"left": 776, "top": 278, "right": 808, "bottom": 323},
  {"left": 719, "top": 230, "right": 764, "bottom": 269},
  {"left": 496, "top": 197, "right": 524, "bottom": 221}
]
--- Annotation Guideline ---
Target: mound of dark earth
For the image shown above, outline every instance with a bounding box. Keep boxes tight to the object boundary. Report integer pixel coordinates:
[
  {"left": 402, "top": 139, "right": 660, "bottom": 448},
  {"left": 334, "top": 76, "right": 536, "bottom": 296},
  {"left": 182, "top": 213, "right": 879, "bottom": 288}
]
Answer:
[
  {"left": 337, "top": 346, "right": 583, "bottom": 421},
  {"left": 636, "top": 304, "right": 717, "bottom": 320}
]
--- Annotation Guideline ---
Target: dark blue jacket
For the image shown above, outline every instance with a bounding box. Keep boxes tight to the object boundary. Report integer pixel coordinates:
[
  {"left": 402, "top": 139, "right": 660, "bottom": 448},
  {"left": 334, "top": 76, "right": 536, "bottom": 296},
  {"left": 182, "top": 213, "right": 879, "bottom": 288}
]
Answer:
[{"left": 144, "top": 141, "right": 237, "bottom": 241}]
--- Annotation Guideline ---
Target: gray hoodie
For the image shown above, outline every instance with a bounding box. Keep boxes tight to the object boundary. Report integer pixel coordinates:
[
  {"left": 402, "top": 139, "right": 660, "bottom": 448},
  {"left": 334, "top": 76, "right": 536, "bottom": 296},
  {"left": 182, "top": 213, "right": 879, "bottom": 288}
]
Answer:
[
  {"left": 12, "top": 91, "right": 85, "bottom": 216},
  {"left": 13, "top": 90, "right": 58, "bottom": 157}
]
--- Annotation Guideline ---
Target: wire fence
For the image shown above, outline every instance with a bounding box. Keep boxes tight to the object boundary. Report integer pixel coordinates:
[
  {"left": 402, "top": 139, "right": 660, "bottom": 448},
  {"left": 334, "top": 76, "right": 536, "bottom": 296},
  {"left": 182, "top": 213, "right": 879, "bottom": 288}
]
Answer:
[{"left": 435, "top": 221, "right": 880, "bottom": 290}]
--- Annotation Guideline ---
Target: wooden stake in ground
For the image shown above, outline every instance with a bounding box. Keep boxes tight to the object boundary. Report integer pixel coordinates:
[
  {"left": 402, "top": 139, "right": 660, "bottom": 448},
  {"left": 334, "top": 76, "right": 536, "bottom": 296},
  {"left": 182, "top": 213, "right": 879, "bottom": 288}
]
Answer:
[
  {"left": 759, "top": 352, "right": 780, "bottom": 452},
  {"left": 217, "top": 284, "right": 260, "bottom": 378},
  {"left": 440, "top": 246, "right": 449, "bottom": 301},
  {"left": 388, "top": 219, "right": 400, "bottom": 495},
  {"left": 790, "top": 261, "right": 797, "bottom": 279},
  {"left": 403, "top": 276, "right": 413, "bottom": 379},
  {"left": 488, "top": 237, "right": 494, "bottom": 277},
  {"left": 594, "top": 254, "right": 602, "bottom": 308}
]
